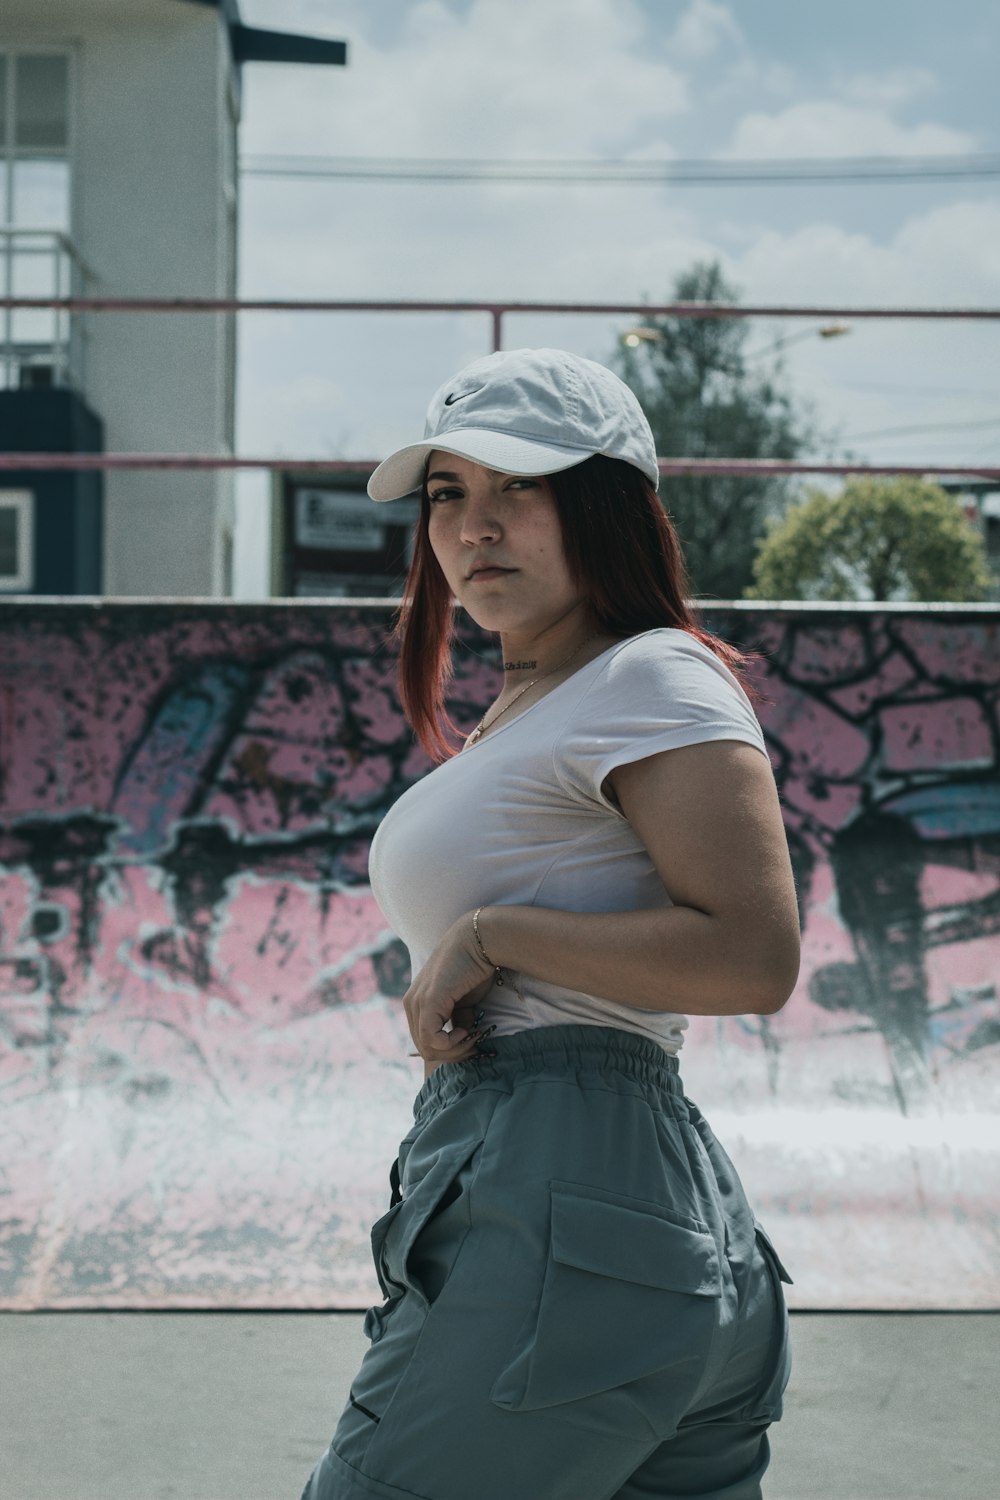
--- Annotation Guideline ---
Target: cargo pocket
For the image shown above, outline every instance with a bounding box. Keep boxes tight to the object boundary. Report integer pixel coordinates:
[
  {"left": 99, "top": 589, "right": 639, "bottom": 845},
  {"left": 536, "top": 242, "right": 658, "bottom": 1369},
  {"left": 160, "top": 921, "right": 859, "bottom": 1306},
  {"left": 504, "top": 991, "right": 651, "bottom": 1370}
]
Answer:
[
  {"left": 743, "top": 1217, "right": 793, "bottom": 1424},
  {"left": 364, "top": 1138, "right": 482, "bottom": 1343},
  {"left": 490, "top": 1180, "right": 724, "bottom": 1442}
]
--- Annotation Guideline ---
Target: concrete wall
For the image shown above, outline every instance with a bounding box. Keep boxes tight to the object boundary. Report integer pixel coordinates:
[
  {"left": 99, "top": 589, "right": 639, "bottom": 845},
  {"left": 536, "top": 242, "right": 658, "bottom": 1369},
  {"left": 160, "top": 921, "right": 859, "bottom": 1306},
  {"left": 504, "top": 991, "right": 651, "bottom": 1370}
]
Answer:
[
  {"left": 3, "top": 0, "right": 237, "bottom": 595},
  {"left": 0, "top": 602, "right": 998, "bottom": 1310}
]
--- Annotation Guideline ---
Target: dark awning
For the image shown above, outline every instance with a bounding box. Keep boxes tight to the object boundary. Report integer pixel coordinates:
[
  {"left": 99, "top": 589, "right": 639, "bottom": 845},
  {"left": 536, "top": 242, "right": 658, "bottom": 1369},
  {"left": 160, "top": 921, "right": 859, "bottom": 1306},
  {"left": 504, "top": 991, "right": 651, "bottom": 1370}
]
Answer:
[
  {"left": 175, "top": 1, "right": 347, "bottom": 67},
  {"left": 231, "top": 25, "right": 346, "bottom": 66}
]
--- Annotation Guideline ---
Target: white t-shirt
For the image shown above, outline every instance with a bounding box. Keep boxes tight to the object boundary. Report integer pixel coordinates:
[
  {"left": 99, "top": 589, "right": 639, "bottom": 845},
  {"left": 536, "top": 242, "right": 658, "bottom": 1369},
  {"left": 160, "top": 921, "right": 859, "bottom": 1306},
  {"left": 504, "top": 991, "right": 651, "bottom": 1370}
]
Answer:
[{"left": 368, "top": 628, "right": 769, "bottom": 1055}]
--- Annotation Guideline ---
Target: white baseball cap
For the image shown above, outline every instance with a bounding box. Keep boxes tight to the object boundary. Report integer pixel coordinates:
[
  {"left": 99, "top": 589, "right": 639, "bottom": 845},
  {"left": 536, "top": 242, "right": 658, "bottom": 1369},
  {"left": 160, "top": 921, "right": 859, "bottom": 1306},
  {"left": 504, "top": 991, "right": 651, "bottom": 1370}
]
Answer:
[{"left": 367, "top": 347, "right": 659, "bottom": 501}]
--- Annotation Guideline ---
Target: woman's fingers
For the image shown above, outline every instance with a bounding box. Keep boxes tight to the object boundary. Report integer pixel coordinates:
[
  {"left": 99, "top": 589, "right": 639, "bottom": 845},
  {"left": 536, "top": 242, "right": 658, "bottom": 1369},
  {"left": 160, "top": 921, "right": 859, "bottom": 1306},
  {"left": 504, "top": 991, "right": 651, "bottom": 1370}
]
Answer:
[
  {"left": 412, "top": 995, "right": 476, "bottom": 1055},
  {"left": 403, "top": 931, "right": 500, "bottom": 1061},
  {"left": 413, "top": 1006, "right": 494, "bottom": 1060},
  {"left": 407, "top": 988, "right": 490, "bottom": 1054},
  {"left": 451, "top": 1001, "right": 487, "bottom": 1035}
]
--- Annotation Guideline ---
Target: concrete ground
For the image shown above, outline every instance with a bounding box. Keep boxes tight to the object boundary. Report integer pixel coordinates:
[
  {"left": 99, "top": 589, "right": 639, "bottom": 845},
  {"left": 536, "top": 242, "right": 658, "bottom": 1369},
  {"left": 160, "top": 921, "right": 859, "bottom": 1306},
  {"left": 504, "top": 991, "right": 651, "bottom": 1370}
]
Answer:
[{"left": 1, "top": 1312, "right": 997, "bottom": 1499}]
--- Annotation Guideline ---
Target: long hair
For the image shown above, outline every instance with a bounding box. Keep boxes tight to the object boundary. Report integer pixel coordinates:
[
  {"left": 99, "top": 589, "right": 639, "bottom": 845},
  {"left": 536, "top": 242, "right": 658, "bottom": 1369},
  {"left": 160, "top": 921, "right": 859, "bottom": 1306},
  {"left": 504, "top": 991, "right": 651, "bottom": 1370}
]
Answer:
[{"left": 393, "top": 454, "right": 753, "bottom": 763}]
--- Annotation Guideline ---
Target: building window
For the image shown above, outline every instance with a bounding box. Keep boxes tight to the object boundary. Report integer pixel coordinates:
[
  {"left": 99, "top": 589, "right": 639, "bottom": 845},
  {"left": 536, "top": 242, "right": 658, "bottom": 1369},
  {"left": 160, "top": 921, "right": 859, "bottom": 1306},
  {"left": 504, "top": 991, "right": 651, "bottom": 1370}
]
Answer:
[
  {"left": 12, "top": 53, "right": 69, "bottom": 149},
  {"left": 0, "top": 49, "right": 73, "bottom": 389},
  {"left": 0, "top": 490, "right": 35, "bottom": 591},
  {"left": 1, "top": 50, "right": 71, "bottom": 230}
]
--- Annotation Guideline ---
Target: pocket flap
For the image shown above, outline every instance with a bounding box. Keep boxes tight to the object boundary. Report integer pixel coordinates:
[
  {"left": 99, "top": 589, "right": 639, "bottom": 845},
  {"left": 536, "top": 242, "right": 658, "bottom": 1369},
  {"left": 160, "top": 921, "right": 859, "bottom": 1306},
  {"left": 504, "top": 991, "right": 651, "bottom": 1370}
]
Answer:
[
  {"left": 753, "top": 1217, "right": 794, "bottom": 1285},
  {"left": 380, "top": 1139, "right": 482, "bottom": 1306},
  {"left": 550, "top": 1182, "right": 722, "bottom": 1297}
]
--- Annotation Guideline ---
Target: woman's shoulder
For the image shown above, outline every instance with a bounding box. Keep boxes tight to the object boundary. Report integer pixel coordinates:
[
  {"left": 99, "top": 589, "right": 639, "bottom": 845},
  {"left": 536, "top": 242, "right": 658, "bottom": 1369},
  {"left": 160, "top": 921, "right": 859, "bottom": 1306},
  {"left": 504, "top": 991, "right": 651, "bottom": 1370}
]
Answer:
[
  {"left": 554, "top": 628, "right": 765, "bottom": 795},
  {"left": 567, "top": 626, "right": 757, "bottom": 727},
  {"left": 596, "top": 627, "right": 744, "bottom": 685}
]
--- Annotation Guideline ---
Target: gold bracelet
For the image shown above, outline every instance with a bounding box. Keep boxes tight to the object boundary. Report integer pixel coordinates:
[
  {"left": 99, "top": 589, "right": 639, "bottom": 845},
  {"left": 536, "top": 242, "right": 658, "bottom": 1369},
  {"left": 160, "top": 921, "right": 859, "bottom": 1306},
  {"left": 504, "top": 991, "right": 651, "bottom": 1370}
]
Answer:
[
  {"left": 472, "top": 906, "right": 497, "bottom": 969},
  {"left": 472, "top": 907, "right": 525, "bottom": 1002}
]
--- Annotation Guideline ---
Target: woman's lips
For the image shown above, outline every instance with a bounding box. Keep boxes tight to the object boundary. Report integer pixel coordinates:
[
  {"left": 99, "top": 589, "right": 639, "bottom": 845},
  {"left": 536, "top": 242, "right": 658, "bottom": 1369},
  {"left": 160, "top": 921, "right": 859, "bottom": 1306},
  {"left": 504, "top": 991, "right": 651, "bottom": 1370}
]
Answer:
[{"left": 469, "top": 567, "right": 515, "bottom": 581}]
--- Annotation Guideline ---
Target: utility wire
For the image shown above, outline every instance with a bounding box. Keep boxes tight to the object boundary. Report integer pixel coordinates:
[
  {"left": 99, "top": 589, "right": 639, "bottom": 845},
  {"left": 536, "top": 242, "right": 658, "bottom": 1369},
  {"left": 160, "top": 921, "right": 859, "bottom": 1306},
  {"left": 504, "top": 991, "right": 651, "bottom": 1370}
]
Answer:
[
  {"left": 839, "top": 381, "right": 1000, "bottom": 398},
  {"left": 240, "top": 151, "right": 1000, "bottom": 185},
  {"left": 843, "top": 417, "right": 1000, "bottom": 441}
]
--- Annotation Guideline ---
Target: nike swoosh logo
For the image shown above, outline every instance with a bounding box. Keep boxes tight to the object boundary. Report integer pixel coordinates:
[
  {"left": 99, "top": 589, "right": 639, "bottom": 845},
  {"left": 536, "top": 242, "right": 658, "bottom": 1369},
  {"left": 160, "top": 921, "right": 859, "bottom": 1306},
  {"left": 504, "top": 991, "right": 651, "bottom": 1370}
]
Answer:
[{"left": 444, "top": 386, "right": 483, "bottom": 405}]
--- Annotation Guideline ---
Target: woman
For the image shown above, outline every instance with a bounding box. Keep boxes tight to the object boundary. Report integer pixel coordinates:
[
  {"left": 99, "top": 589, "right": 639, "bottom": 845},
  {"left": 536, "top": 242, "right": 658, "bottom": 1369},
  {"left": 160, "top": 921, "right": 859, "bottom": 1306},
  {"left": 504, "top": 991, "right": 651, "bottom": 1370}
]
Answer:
[{"left": 301, "top": 347, "right": 799, "bottom": 1500}]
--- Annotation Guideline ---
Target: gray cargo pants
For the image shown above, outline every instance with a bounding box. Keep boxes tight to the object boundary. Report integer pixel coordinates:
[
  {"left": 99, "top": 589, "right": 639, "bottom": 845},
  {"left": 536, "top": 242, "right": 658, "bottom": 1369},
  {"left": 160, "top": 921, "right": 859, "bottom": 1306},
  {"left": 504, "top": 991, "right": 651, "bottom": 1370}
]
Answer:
[{"left": 301, "top": 1023, "right": 793, "bottom": 1500}]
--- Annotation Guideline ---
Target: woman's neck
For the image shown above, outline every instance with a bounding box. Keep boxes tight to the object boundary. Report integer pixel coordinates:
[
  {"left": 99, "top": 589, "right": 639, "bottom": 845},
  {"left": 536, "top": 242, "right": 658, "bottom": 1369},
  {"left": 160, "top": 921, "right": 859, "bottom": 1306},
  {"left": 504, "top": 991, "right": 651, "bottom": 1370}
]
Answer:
[
  {"left": 498, "top": 608, "right": 593, "bottom": 682},
  {"left": 496, "top": 619, "right": 621, "bottom": 691}
]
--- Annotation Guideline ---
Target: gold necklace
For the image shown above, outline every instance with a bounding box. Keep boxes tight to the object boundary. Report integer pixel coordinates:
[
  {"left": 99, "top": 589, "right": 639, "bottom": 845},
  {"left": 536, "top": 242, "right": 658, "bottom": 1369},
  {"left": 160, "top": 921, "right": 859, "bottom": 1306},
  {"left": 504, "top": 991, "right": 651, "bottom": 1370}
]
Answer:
[{"left": 465, "top": 635, "right": 598, "bottom": 746}]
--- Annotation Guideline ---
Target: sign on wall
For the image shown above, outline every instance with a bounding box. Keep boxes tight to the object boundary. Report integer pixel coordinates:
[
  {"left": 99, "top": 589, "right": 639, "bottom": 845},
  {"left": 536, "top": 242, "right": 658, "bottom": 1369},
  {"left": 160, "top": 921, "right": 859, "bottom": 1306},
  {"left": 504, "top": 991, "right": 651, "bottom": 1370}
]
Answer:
[
  {"left": 279, "top": 477, "right": 417, "bottom": 597},
  {"left": 295, "top": 489, "right": 387, "bottom": 553}
]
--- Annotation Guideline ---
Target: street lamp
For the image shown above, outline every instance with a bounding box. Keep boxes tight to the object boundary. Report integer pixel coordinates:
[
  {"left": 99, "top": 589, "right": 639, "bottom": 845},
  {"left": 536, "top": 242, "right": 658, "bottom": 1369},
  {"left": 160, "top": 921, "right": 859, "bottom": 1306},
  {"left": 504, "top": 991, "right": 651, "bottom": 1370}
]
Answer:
[
  {"left": 744, "top": 323, "right": 852, "bottom": 360},
  {"left": 619, "top": 321, "right": 852, "bottom": 355},
  {"left": 621, "top": 327, "right": 664, "bottom": 348}
]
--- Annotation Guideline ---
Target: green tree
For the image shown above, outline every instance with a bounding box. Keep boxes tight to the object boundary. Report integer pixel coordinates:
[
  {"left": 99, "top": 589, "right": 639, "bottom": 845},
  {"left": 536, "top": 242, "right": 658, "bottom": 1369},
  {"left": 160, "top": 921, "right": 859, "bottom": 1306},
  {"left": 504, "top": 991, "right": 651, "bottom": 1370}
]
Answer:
[
  {"left": 614, "top": 260, "right": 817, "bottom": 599},
  {"left": 746, "top": 476, "right": 992, "bottom": 602}
]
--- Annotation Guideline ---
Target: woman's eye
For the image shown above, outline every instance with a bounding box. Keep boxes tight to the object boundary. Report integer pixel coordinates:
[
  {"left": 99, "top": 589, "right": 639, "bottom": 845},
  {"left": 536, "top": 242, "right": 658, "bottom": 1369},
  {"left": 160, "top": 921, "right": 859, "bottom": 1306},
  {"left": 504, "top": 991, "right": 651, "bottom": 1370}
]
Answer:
[
  {"left": 428, "top": 488, "right": 462, "bottom": 504},
  {"left": 506, "top": 478, "right": 538, "bottom": 491}
]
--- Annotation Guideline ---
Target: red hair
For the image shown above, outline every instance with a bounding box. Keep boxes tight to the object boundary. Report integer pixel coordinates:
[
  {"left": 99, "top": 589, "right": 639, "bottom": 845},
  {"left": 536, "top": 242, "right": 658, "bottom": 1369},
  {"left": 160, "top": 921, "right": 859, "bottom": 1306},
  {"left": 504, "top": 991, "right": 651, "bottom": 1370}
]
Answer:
[{"left": 393, "top": 455, "right": 754, "bottom": 763}]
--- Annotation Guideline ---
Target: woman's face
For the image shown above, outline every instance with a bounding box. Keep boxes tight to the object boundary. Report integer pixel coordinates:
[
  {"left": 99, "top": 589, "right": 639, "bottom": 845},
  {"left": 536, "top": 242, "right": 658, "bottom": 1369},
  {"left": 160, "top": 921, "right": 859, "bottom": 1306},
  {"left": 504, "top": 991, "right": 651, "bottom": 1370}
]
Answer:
[{"left": 425, "top": 451, "right": 585, "bottom": 637}]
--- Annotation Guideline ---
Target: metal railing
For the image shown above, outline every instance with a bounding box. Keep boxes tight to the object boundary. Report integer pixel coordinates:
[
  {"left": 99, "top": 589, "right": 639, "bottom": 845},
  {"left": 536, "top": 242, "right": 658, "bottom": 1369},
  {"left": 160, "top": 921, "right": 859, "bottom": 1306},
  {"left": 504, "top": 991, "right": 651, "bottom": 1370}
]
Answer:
[
  {"left": 0, "top": 228, "right": 94, "bottom": 391},
  {"left": 0, "top": 292, "right": 996, "bottom": 483},
  {"left": 3, "top": 294, "right": 1000, "bottom": 358}
]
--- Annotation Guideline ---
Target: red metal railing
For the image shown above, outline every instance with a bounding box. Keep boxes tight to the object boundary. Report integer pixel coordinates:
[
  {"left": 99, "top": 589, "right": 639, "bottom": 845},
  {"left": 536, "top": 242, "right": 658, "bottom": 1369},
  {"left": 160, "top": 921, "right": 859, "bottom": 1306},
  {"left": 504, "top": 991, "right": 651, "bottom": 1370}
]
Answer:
[
  {"left": 4, "top": 294, "right": 1000, "bottom": 357},
  {"left": 2, "top": 295, "right": 997, "bottom": 480},
  {"left": 1, "top": 456, "right": 997, "bottom": 479}
]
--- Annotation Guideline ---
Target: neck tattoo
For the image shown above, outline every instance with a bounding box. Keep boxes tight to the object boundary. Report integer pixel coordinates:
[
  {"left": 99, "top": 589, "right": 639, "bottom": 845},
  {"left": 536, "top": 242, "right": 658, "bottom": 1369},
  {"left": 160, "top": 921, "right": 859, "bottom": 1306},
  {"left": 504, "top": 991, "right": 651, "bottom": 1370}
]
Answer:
[
  {"left": 503, "top": 659, "right": 537, "bottom": 671},
  {"left": 465, "top": 635, "right": 598, "bottom": 747}
]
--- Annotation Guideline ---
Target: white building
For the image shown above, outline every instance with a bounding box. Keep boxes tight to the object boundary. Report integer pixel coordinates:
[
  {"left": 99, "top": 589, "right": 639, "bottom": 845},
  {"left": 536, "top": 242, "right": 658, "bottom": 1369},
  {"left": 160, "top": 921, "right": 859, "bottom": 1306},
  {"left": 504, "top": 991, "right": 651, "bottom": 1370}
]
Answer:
[{"left": 0, "top": 0, "right": 345, "bottom": 597}]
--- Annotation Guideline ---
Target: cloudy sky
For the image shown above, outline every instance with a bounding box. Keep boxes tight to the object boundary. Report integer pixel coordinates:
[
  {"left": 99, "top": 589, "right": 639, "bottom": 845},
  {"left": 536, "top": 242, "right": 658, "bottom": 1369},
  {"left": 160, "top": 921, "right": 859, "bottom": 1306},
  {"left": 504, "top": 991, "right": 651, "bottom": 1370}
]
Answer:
[{"left": 232, "top": 0, "right": 999, "bottom": 594}]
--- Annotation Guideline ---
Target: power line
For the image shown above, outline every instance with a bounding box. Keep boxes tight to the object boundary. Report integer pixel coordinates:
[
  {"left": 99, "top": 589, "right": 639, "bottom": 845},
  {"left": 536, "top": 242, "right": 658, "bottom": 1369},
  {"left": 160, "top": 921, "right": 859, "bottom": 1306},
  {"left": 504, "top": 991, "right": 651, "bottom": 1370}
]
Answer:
[
  {"left": 839, "top": 380, "right": 1000, "bottom": 398},
  {"left": 239, "top": 151, "right": 1000, "bottom": 186},
  {"left": 844, "top": 417, "right": 1000, "bottom": 441}
]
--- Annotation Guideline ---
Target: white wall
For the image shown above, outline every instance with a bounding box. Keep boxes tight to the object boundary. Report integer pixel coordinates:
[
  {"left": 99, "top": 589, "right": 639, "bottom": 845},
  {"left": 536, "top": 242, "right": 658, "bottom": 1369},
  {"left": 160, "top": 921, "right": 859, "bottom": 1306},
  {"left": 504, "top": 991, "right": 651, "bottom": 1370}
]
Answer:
[{"left": 3, "top": 0, "right": 237, "bottom": 596}]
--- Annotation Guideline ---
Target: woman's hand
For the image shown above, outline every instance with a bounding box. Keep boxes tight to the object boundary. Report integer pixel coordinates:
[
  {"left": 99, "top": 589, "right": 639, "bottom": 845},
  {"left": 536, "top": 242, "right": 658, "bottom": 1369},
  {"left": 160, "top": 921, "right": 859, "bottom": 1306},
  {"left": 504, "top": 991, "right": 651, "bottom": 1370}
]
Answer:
[{"left": 403, "top": 912, "right": 497, "bottom": 1063}]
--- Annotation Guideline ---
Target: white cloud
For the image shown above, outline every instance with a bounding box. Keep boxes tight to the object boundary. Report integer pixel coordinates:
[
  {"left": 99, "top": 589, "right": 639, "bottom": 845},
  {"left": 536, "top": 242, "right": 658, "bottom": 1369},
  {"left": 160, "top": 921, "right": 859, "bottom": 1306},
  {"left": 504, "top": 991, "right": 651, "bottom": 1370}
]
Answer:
[
  {"left": 236, "top": 182, "right": 1000, "bottom": 485},
  {"left": 721, "top": 199, "right": 1000, "bottom": 465},
  {"left": 229, "top": 0, "right": 1000, "bottom": 594},
  {"left": 838, "top": 67, "right": 940, "bottom": 110},
  {"left": 893, "top": 199, "right": 1000, "bottom": 314},
  {"left": 668, "top": 0, "right": 742, "bottom": 61},
  {"left": 241, "top": 0, "right": 688, "bottom": 160},
  {"left": 732, "top": 198, "right": 1000, "bottom": 305},
  {"left": 722, "top": 100, "right": 975, "bottom": 159},
  {"left": 704, "top": 54, "right": 798, "bottom": 106}
]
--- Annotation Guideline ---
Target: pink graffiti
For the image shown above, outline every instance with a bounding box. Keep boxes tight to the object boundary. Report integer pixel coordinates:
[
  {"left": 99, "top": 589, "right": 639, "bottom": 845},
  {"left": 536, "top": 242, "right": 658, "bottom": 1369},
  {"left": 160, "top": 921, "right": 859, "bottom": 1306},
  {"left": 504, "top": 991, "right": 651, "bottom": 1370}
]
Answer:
[{"left": 1, "top": 604, "right": 999, "bottom": 1311}]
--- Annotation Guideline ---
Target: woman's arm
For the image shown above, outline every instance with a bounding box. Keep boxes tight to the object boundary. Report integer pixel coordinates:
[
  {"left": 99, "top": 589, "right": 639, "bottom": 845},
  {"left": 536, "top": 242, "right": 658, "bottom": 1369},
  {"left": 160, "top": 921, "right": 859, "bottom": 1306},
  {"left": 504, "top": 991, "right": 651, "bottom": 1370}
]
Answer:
[
  {"left": 408, "top": 739, "right": 801, "bottom": 1071},
  {"left": 480, "top": 739, "right": 801, "bottom": 1017}
]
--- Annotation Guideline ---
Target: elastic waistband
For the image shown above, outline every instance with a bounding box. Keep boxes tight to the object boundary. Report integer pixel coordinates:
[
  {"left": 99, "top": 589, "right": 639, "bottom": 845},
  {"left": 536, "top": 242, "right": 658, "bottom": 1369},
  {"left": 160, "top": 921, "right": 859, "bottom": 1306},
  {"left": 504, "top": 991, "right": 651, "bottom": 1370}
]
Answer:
[{"left": 413, "top": 1023, "right": 682, "bottom": 1118}]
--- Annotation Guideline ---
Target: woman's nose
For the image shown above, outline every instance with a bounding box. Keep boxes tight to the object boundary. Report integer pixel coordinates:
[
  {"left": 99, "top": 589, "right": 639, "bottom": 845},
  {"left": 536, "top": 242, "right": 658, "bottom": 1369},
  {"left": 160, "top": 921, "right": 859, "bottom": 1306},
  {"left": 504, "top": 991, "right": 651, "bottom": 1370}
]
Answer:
[{"left": 460, "top": 498, "right": 500, "bottom": 543}]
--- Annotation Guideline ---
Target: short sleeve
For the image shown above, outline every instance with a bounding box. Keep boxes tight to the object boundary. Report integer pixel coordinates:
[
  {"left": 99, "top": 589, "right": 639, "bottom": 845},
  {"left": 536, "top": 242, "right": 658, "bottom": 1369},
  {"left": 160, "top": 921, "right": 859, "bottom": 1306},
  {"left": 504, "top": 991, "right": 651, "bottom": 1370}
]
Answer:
[{"left": 555, "top": 630, "right": 768, "bottom": 812}]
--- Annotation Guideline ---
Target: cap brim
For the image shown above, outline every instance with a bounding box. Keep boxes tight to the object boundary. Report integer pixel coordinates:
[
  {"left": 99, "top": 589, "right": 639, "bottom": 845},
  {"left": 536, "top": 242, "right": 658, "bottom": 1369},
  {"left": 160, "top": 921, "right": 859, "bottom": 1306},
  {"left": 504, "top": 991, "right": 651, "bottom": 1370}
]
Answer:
[{"left": 367, "top": 430, "right": 591, "bottom": 502}]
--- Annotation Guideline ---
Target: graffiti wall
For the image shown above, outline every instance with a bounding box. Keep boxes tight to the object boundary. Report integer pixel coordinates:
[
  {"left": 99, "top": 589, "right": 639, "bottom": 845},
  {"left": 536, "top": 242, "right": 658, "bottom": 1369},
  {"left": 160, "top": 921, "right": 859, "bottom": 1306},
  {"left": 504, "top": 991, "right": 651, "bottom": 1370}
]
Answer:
[{"left": 0, "top": 602, "right": 997, "bottom": 1310}]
